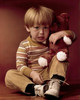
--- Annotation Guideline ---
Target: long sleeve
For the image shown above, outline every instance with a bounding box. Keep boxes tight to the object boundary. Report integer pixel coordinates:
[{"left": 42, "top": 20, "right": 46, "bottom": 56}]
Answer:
[
  {"left": 64, "top": 30, "right": 76, "bottom": 41},
  {"left": 16, "top": 40, "right": 32, "bottom": 77}
]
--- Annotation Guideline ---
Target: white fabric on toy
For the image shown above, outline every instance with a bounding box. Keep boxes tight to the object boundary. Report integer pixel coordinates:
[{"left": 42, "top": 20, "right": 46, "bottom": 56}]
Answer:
[
  {"left": 38, "top": 57, "right": 48, "bottom": 67},
  {"left": 57, "top": 51, "right": 67, "bottom": 61},
  {"left": 63, "top": 36, "right": 72, "bottom": 45}
]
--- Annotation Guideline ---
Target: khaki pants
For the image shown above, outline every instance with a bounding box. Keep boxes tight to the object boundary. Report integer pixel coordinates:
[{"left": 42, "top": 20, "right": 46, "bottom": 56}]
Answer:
[{"left": 5, "top": 56, "right": 68, "bottom": 93}]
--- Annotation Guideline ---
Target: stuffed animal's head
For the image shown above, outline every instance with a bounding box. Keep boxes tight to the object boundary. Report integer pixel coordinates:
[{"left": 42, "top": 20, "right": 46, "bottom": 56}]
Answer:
[{"left": 50, "top": 13, "right": 70, "bottom": 33}]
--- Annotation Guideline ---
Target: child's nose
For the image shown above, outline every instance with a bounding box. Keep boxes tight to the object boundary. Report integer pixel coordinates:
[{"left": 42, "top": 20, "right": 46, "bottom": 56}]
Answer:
[{"left": 39, "top": 28, "right": 44, "bottom": 34}]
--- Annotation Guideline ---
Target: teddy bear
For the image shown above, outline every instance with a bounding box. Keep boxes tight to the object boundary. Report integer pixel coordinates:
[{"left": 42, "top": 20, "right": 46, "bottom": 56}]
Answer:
[{"left": 38, "top": 13, "right": 73, "bottom": 67}]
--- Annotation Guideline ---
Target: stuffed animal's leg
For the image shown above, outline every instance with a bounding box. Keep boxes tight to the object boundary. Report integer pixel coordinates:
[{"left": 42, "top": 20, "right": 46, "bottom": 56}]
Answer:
[{"left": 38, "top": 51, "right": 55, "bottom": 67}]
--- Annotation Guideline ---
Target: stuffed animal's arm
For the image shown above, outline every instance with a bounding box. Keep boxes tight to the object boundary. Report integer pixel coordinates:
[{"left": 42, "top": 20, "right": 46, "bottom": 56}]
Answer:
[{"left": 56, "top": 48, "right": 68, "bottom": 61}]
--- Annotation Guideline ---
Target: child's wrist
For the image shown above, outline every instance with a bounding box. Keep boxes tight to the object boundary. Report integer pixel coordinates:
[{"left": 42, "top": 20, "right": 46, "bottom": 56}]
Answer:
[
  {"left": 30, "top": 71, "right": 36, "bottom": 79},
  {"left": 20, "top": 66, "right": 32, "bottom": 77}
]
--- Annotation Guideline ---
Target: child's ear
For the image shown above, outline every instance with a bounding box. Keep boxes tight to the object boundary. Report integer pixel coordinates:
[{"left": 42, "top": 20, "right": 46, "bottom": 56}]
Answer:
[{"left": 24, "top": 26, "right": 30, "bottom": 32}]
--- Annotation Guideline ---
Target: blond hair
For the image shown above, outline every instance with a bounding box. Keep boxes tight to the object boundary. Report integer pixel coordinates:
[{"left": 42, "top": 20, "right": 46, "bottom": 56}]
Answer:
[{"left": 24, "top": 6, "right": 54, "bottom": 28}]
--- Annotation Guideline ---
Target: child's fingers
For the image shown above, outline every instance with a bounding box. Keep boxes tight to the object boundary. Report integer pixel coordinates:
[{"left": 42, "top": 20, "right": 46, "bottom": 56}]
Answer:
[
  {"left": 36, "top": 78, "right": 43, "bottom": 85},
  {"left": 49, "top": 36, "right": 57, "bottom": 44},
  {"left": 36, "top": 75, "right": 43, "bottom": 84},
  {"left": 49, "top": 34, "right": 57, "bottom": 44},
  {"left": 39, "top": 74, "right": 44, "bottom": 82}
]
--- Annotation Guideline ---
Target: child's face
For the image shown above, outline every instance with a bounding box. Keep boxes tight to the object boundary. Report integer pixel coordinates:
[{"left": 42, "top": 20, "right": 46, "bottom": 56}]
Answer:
[{"left": 26, "top": 24, "right": 50, "bottom": 43}]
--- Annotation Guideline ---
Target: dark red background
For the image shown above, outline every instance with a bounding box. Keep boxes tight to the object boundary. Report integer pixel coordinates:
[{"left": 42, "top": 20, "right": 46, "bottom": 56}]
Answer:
[{"left": 0, "top": 0, "right": 80, "bottom": 83}]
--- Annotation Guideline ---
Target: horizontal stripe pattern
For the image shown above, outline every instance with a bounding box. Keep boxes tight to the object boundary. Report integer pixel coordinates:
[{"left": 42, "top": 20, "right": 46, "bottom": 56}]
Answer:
[{"left": 16, "top": 36, "right": 49, "bottom": 71}]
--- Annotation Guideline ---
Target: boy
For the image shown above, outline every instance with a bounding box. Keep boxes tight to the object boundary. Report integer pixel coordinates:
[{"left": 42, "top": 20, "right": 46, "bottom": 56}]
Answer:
[{"left": 5, "top": 6, "right": 75, "bottom": 98}]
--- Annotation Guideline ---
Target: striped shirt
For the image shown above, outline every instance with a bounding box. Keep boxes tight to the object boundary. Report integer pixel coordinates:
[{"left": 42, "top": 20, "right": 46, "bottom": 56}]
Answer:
[{"left": 16, "top": 36, "right": 49, "bottom": 72}]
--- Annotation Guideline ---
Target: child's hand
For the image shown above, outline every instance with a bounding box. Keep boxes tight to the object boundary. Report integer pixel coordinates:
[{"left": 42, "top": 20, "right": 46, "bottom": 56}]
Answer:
[
  {"left": 49, "top": 31, "right": 66, "bottom": 44},
  {"left": 30, "top": 71, "right": 44, "bottom": 85}
]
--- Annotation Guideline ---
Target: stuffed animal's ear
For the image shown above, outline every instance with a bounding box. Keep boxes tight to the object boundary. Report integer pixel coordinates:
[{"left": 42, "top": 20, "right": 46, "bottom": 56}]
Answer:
[
  {"left": 57, "top": 13, "right": 69, "bottom": 23},
  {"left": 50, "top": 13, "right": 70, "bottom": 33},
  {"left": 56, "top": 13, "right": 70, "bottom": 31}
]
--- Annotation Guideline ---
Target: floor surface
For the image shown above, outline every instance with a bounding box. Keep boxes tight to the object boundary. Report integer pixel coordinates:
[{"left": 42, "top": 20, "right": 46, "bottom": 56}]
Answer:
[{"left": 0, "top": 82, "right": 80, "bottom": 100}]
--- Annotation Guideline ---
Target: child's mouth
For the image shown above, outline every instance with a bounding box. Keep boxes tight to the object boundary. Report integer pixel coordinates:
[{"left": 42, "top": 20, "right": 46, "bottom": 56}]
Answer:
[{"left": 38, "top": 37, "right": 44, "bottom": 40}]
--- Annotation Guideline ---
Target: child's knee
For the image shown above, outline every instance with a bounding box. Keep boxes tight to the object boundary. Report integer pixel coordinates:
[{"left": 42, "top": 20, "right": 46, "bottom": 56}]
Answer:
[
  {"left": 5, "top": 70, "right": 15, "bottom": 85},
  {"left": 5, "top": 69, "right": 14, "bottom": 78}
]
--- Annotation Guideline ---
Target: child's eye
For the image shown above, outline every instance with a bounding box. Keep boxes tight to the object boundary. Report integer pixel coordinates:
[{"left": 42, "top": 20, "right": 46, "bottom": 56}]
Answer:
[
  {"left": 44, "top": 26, "right": 49, "bottom": 29},
  {"left": 34, "top": 26, "right": 39, "bottom": 29}
]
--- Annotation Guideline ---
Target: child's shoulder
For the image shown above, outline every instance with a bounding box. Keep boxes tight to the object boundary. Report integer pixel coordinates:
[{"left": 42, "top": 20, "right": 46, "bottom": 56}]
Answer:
[{"left": 19, "top": 36, "right": 30, "bottom": 46}]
